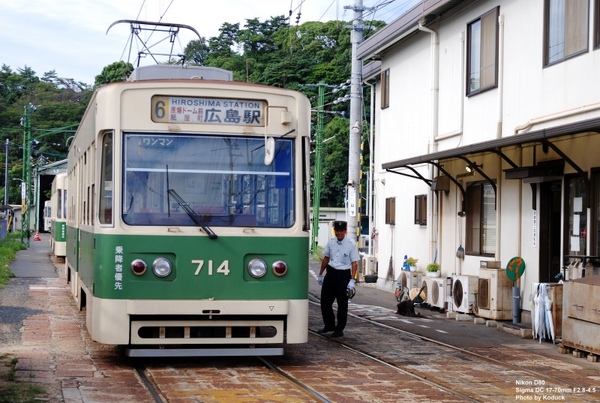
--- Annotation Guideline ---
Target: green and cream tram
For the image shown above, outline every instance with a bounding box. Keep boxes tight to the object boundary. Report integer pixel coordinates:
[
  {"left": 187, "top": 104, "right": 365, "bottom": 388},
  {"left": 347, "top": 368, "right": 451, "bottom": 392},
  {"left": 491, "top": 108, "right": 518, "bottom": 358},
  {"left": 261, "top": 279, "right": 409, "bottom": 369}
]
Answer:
[{"left": 66, "top": 65, "right": 311, "bottom": 356}]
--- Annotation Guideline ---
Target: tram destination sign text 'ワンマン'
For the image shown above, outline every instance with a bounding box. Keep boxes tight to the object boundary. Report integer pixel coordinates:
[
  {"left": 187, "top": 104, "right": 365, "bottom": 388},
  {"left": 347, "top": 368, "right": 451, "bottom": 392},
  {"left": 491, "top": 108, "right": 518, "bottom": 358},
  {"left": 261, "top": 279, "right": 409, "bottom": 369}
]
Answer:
[{"left": 151, "top": 96, "right": 265, "bottom": 126}]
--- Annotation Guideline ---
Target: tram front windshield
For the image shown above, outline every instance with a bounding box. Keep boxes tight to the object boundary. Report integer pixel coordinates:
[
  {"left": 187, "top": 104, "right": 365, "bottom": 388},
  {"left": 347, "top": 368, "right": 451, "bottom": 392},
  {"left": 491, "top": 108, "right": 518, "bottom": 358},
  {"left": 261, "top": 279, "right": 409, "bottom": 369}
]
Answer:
[{"left": 122, "top": 133, "right": 295, "bottom": 228}]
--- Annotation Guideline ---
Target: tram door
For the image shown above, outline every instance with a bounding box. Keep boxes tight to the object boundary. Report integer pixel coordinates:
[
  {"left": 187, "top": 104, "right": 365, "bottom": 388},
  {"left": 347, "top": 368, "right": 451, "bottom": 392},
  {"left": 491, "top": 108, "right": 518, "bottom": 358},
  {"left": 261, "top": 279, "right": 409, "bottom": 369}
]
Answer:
[{"left": 539, "top": 180, "right": 562, "bottom": 283}]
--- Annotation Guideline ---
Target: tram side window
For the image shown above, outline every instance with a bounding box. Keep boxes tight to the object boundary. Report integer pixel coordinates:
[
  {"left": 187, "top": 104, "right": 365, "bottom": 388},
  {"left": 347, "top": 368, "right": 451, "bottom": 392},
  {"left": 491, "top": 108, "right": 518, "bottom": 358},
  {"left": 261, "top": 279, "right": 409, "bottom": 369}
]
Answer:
[
  {"left": 62, "top": 189, "right": 67, "bottom": 219},
  {"left": 57, "top": 189, "right": 63, "bottom": 219},
  {"left": 99, "top": 132, "right": 113, "bottom": 225}
]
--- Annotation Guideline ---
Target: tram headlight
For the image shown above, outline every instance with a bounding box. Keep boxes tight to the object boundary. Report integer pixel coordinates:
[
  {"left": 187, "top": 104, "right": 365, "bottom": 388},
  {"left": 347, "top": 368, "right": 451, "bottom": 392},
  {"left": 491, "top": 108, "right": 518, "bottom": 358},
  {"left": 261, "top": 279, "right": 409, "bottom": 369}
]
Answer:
[
  {"left": 152, "top": 257, "right": 172, "bottom": 278},
  {"left": 272, "top": 260, "right": 288, "bottom": 276},
  {"left": 248, "top": 258, "right": 267, "bottom": 278},
  {"left": 131, "top": 259, "right": 147, "bottom": 276}
]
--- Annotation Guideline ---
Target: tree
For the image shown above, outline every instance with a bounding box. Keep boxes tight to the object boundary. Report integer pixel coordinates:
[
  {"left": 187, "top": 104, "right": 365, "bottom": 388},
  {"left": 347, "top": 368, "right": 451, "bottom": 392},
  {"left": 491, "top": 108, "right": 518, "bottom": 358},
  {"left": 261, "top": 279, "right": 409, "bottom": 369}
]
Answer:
[
  {"left": 0, "top": 14, "right": 387, "bottom": 209},
  {"left": 180, "top": 17, "right": 384, "bottom": 207},
  {"left": 319, "top": 116, "right": 350, "bottom": 207},
  {"left": 184, "top": 38, "right": 210, "bottom": 66},
  {"left": 94, "top": 61, "right": 134, "bottom": 86},
  {"left": 0, "top": 65, "right": 91, "bottom": 203}
]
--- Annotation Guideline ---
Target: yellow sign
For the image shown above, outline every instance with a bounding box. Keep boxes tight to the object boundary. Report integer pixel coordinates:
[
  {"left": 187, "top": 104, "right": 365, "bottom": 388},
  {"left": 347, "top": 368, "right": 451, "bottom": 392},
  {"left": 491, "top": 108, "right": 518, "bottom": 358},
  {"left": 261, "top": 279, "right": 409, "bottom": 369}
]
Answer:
[{"left": 151, "top": 96, "right": 265, "bottom": 126}]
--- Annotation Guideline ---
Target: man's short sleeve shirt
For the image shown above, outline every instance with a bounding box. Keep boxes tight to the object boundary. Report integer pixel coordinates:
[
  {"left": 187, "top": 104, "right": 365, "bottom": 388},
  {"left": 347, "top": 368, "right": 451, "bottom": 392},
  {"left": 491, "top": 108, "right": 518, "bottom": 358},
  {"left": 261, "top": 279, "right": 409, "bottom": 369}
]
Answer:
[{"left": 323, "top": 237, "right": 360, "bottom": 270}]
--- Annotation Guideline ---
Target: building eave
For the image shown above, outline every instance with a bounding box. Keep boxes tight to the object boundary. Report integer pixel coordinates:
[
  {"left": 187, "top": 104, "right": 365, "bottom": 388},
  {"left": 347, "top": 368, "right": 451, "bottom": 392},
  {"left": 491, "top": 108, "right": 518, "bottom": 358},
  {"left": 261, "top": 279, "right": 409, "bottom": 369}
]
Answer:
[
  {"left": 357, "top": 0, "right": 471, "bottom": 61},
  {"left": 382, "top": 117, "right": 600, "bottom": 170}
]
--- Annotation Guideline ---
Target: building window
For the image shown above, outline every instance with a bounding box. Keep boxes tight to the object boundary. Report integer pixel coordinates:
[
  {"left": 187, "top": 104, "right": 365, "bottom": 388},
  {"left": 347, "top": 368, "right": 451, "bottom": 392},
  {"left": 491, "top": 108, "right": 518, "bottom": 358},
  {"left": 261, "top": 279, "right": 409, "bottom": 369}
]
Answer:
[
  {"left": 545, "top": 0, "right": 588, "bottom": 65},
  {"left": 565, "top": 174, "right": 587, "bottom": 256},
  {"left": 414, "top": 194, "right": 427, "bottom": 225},
  {"left": 385, "top": 197, "right": 395, "bottom": 225},
  {"left": 381, "top": 69, "right": 390, "bottom": 109},
  {"left": 465, "top": 182, "right": 496, "bottom": 256},
  {"left": 467, "top": 7, "right": 499, "bottom": 96}
]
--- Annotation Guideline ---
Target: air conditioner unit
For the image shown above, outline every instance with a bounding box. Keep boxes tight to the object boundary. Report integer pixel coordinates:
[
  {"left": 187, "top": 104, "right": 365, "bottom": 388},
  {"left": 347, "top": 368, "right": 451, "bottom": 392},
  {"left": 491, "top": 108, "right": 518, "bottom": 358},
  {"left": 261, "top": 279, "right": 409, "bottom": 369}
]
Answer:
[
  {"left": 420, "top": 278, "right": 430, "bottom": 303},
  {"left": 398, "top": 271, "right": 422, "bottom": 291},
  {"left": 445, "top": 277, "right": 455, "bottom": 312},
  {"left": 477, "top": 267, "right": 513, "bottom": 320},
  {"left": 423, "top": 278, "right": 435, "bottom": 305},
  {"left": 426, "top": 277, "right": 446, "bottom": 310},
  {"left": 452, "top": 274, "right": 478, "bottom": 314}
]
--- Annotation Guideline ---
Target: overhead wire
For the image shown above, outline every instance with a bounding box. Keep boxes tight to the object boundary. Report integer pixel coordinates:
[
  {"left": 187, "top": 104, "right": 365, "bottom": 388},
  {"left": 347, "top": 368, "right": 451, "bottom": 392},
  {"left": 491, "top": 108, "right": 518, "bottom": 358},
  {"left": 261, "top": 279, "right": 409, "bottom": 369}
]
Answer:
[{"left": 317, "top": 0, "right": 338, "bottom": 22}]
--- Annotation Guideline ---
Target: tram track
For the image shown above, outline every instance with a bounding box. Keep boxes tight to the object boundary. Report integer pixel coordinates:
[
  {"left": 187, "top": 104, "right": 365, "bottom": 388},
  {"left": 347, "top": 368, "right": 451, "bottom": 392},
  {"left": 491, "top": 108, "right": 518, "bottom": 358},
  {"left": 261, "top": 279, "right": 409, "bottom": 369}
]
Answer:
[
  {"left": 257, "top": 356, "right": 331, "bottom": 403},
  {"left": 346, "top": 306, "right": 588, "bottom": 389},
  {"left": 134, "top": 364, "right": 166, "bottom": 403},
  {"left": 76, "top": 295, "right": 597, "bottom": 403},
  {"left": 307, "top": 298, "right": 599, "bottom": 402}
]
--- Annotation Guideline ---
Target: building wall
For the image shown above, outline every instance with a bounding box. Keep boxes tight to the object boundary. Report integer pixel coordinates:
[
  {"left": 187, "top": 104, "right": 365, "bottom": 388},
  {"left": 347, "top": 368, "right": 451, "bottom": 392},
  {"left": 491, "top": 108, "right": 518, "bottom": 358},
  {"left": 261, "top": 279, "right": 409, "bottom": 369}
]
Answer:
[{"left": 366, "top": 0, "right": 600, "bottom": 309}]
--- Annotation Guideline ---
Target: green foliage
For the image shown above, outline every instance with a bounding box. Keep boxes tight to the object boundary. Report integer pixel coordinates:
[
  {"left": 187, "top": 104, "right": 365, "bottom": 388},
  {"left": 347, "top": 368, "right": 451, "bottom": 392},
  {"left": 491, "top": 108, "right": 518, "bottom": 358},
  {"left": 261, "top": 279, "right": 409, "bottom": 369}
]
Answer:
[
  {"left": 319, "top": 117, "right": 351, "bottom": 206},
  {"left": 180, "top": 16, "right": 381, "bottom": 207},
  {"left": 1, "top": 15, "right": 387, "bottom": 209},
  {"left": 0, "top": 354, "right": 47, "bottom": 403},
  {"left": 184, "top": 39, "right": 210, "bottom": 65},
  {"left": 0, "top": 64, "right": 91, "bottom": 204},
  {"left": 0, "top": 233, "right": 25, "bottom": 287},
  {"left": 94, "top": 61, "right": 134, "bottom": 86},
  {"left": 427, "top": 263, "right": 440, "bottom": 272},
  {"left": 312, "top": 245, "right": 323, "bottom": 262}
]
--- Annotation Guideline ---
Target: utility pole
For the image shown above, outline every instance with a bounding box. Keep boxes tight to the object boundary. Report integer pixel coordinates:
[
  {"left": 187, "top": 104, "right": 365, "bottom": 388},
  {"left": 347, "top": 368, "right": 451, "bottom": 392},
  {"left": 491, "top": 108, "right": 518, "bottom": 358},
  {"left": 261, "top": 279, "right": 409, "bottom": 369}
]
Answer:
[
  {"left": 345, "top": 0, "right": 364, "bottom": 243},
  {"left": 311, "top": 83, "right": 325, "bottom": 253},
  {"left": 21, "top": 103, "right": 36, "bottom": 247},
  {"left": 4, "top": 139, "right": 8, "bottom": 205}
]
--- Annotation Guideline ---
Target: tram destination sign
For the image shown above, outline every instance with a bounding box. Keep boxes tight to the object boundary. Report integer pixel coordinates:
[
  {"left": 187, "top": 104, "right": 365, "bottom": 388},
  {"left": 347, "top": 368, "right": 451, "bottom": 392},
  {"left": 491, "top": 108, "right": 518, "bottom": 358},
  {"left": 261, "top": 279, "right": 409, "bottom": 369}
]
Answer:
[{"left": 151, "top": 96, "right": 265, "bottom": 126}]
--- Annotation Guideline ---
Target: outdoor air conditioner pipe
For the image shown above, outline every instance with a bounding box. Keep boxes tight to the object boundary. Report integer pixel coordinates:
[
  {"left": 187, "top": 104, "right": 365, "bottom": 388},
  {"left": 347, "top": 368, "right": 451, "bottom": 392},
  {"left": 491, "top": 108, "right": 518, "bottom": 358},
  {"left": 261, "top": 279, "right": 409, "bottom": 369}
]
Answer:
[{"left": 514, "top": 102, "right": 600, "bottom": 134}]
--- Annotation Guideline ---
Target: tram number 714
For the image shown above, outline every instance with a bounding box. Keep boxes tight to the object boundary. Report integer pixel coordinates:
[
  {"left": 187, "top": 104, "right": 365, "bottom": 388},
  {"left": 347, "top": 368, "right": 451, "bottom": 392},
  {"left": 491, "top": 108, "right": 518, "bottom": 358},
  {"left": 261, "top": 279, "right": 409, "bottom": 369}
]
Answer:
[{"left": 192, "top": 260, "right": 230, "bottom": 276}]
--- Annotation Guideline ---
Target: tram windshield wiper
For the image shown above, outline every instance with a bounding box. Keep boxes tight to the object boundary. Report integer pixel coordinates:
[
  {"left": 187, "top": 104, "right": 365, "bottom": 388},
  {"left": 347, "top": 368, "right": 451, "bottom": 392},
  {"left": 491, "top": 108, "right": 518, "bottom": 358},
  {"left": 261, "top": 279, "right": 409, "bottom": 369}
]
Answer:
[{"left": 167, "top": 188, "right": 218, "bottom": 239}]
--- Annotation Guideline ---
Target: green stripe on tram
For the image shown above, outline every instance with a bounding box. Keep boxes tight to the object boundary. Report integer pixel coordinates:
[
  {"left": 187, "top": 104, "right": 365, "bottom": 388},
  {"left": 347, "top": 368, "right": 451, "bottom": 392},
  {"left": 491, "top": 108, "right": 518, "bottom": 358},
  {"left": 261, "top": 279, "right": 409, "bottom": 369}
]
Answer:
[
  {"left": 71, "top": 232, "right": 309, "bottom": 301},
  {"left": 53, "top": 221, "right": 67, "bottom": 242}
]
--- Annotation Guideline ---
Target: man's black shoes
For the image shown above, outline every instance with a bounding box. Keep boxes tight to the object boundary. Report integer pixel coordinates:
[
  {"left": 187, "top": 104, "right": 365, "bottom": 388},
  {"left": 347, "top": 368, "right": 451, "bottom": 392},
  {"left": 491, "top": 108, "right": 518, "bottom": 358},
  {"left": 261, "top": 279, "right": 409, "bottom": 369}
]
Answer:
[{"left": 317, "top": 328, "right": 344, "bottom": 337}]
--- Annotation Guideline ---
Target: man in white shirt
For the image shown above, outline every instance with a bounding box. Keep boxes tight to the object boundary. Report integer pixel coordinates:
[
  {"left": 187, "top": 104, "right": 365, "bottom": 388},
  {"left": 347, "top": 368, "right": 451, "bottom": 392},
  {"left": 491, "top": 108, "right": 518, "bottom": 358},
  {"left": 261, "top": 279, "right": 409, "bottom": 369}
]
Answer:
[{"left": 317, "top": 220, "right": 359, "bottom": 337}]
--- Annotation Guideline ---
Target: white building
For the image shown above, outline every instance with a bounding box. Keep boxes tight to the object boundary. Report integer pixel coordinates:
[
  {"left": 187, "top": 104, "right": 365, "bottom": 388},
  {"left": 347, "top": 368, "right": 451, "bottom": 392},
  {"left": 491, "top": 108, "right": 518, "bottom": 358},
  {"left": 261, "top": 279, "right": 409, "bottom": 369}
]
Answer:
[{"left": 359, "top": 0, "right": 600, "bottom": 319}]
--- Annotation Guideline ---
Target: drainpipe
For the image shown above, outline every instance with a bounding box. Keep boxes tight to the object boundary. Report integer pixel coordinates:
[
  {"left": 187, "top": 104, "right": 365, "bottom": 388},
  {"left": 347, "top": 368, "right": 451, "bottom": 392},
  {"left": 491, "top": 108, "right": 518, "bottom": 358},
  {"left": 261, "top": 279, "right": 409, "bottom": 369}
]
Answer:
[
  {"left": 495, "top": 14, "right": 505, "bottom": 267},
  {"left": 456, "top": 31, "right": 466, "bottom": 277},
  {"left": 418, "top": 22, "right": 439, "bottom": 266},
  {"left": 496, "top": 14, "right": 505, "bottom": 140},
  {"left": 366, "top": 80, "right": 376, "bottom": 270}
]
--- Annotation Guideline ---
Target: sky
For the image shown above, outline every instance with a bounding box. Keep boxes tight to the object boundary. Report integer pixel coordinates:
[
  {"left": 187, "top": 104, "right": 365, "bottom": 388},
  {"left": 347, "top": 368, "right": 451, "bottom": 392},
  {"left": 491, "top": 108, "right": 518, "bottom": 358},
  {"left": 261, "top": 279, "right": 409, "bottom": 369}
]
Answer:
[{"left": 0, "top": 0, "right": 414, "bottom": 86}]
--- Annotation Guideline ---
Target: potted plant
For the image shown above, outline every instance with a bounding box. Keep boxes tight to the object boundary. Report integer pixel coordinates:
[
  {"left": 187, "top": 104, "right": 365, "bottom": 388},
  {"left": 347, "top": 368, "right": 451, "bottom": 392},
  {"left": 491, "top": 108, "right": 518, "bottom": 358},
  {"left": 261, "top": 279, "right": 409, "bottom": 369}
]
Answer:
[
  {"left": 406, "top": 257, "right": 418, "bottom": 271},
  {"left": 426, "top": 262, "right": 441, "bottom": 277}
]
